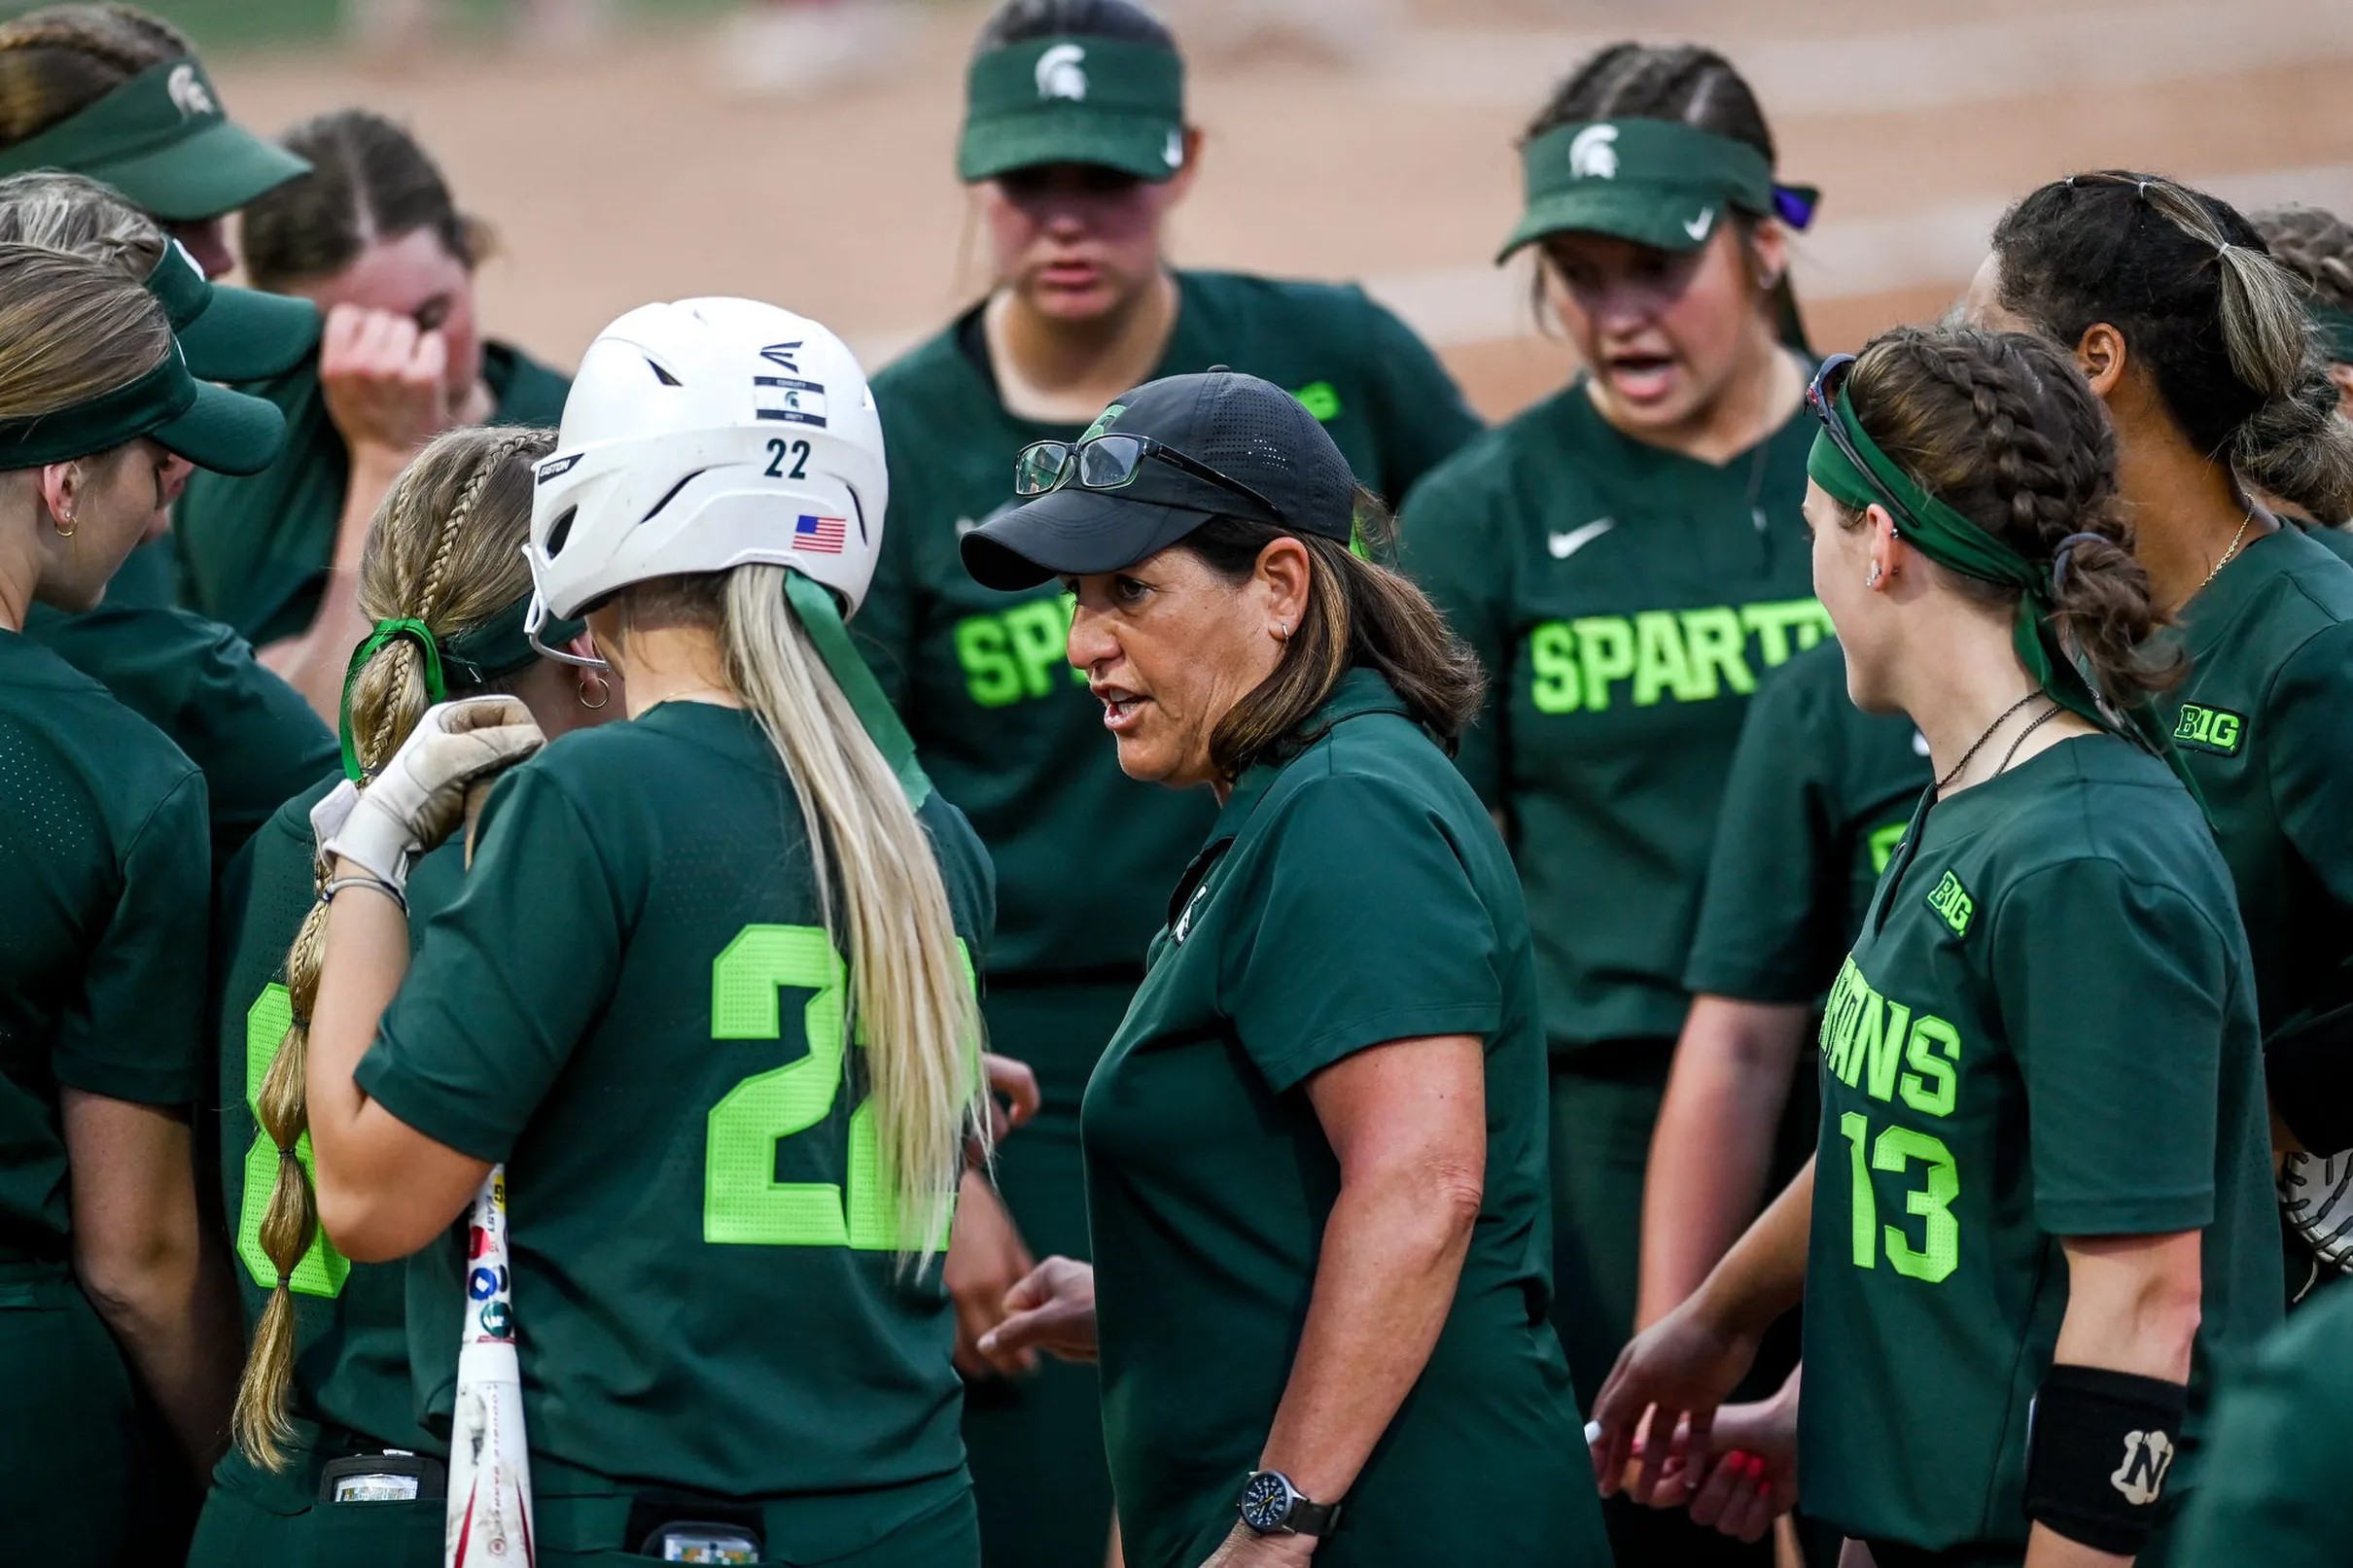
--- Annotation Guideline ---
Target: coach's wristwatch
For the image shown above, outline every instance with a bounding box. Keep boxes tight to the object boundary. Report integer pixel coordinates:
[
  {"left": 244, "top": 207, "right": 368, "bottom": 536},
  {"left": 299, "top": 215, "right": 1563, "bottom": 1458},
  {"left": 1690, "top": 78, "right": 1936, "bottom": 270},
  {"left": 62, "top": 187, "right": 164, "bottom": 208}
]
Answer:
[{"left": 1236, "top": 1470, "right": 1341, "bottom": 1537}]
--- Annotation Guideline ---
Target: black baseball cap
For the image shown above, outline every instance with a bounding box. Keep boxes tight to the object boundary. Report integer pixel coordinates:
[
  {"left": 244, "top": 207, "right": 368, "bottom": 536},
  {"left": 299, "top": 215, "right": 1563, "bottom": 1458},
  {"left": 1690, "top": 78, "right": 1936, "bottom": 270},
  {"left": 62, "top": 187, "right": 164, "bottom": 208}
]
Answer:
[{"left": 962, "top": 368, "right": 1358, "bottom": 592}]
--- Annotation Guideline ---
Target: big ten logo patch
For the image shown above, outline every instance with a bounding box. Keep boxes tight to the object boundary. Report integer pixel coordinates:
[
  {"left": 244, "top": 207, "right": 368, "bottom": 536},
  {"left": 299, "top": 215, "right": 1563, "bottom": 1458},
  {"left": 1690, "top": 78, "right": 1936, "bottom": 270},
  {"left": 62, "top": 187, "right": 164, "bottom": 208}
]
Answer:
[
  {"left": 2171, "top": 703, "right": 2244, "bottom": 756},
  {"left": 956, "top": 593, "right": 1086, "bottom": 708},
  {"left": 1925, "top": 870, "right": 1974, "bottom": 936},
  {"left": 1528, "top": 598, "right": 1833, "bottom": 714}
]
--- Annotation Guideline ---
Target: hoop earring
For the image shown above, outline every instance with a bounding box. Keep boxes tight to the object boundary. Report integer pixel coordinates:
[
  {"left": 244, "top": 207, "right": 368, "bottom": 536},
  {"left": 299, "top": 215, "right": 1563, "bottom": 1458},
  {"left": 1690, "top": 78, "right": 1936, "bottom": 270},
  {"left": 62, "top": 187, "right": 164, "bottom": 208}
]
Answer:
[
  {"left": 53, "top": 508, "right": 74, "bottom": 539},
  {"left": 1866, "top": 564, "right": 1883, "bottom": 587},
  {"left": 578, "top": 671, "right": 611, "bottom": 710}
]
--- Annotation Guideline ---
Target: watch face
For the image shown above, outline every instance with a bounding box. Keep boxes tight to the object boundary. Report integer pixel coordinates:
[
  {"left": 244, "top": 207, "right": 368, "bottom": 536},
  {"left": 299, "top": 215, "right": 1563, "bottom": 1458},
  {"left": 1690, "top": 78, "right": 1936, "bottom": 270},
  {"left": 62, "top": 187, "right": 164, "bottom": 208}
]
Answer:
[{"left": 1239, "top": 1472, "right": 1292, "bottom": 1532}]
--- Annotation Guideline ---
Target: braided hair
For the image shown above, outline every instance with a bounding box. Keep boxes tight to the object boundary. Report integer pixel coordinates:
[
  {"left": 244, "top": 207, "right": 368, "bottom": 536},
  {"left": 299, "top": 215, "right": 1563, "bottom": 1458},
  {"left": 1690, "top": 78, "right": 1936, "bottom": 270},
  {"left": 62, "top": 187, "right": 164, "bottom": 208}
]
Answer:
[
  {"left": 1991, "top": 171, "right": 2353, "bottom": 522},
  {"left": 234, "top": 425, "right": 554, "bottom": 1468},
  {"left": 0, "top": 5, "right": 190, "bottom": 148},
  {"left": 1840, "top": 323, "right": 2184, "bottom": 706}
]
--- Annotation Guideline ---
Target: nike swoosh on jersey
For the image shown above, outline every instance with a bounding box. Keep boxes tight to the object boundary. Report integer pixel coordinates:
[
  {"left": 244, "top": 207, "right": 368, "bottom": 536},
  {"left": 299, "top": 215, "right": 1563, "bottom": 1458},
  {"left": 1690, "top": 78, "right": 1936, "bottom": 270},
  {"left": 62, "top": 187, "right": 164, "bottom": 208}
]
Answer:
[
  {"left": 1548, "top": 518, "right": 1617, "bottom": 559},
  {"left": 1684, "top": 209, "right": 1714, "bottom": 242}
]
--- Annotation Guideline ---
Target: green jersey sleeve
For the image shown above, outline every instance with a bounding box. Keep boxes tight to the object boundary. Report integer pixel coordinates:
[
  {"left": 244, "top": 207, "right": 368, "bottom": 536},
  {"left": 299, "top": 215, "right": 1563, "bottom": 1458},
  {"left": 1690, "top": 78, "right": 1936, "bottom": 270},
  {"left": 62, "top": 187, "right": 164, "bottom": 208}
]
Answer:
[
  {"left": 1398, "top": 470, "right": 1511, "bottom": 804},
  {"left": 1354, "top": 294, "right": 1483, "bottom": 505},
  {"left": 57, "top": 768, "right": 210, "bottom": 1106},
  {"left": 1222, "top": 771, "right": 1503, "bottom": 1092},
  {"left": 357, "top": 766, "right": 624, "bottom": 1163},
  {"left": 2266, "top": 617, "right": 2353, "bottom": 916},
  {"left": 1684, "top": 658, "right": 1848, "bottom": 1002},
  {"left": 1992, "top": 860, "right": 2227, "bottom": 1236}
]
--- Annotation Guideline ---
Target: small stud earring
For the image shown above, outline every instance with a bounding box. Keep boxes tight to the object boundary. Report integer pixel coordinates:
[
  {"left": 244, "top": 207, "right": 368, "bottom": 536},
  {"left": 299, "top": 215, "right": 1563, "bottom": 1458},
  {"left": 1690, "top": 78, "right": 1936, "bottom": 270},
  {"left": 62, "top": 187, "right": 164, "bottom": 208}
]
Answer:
[{"left": 1866, "top": 564, "right": 1883, "bottom": 587}]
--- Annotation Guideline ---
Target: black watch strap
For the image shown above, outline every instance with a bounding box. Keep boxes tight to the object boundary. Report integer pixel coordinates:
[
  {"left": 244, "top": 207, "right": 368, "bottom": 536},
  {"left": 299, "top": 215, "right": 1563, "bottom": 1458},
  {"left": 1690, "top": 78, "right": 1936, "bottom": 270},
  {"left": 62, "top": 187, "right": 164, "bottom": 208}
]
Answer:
[
  {"left": 1238, "top": 1471, "right": 1342, "bottom": 1538},
  {"left": 1283, "top": 1496, "right": 1341, "bottom": 1538}
]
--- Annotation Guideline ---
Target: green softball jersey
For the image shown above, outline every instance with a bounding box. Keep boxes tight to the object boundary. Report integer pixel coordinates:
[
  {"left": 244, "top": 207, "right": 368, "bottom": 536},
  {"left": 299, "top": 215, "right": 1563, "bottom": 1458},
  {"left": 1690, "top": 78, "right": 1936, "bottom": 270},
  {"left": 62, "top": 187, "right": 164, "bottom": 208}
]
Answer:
[
  {"left": 356, "top": 701, "right": 994, "bottom": 1504},
  {"left": 1801, "top": 735, "right": 2280, "bottom": 1554},
  {"left": 0, "top": 631, "right": 208, "bottom": 1274},
  {"left": 1083, "top": 670, "right": 1605, "bottom": 1568},
  {"left": 26, "top": 603, "right": 336, "bottom": 866},
  {"left": 1400, "top": 376, "right": 1824, "bottom": 1053},
  {"left": 860, "top": 272, "right": 1478, "bottom": 1100},
  {"left": 212, "top": 775, "right": 465, "bottom": 1452},
  {"left": 2161, "top": 525, "right": 2353, "bottom": 1039},
  {"left": 2166, "top": 1279, "right": 2353, "bottom": 1566},
  {"left": 2294, "top": 516, "right": 2353, "bottom": 565},
  {"left": 1683, "top": 641, "right": 1930, "bottom": 1003},
  {"left": 175, "top": 341, "right": 570, "bottom": 645}
]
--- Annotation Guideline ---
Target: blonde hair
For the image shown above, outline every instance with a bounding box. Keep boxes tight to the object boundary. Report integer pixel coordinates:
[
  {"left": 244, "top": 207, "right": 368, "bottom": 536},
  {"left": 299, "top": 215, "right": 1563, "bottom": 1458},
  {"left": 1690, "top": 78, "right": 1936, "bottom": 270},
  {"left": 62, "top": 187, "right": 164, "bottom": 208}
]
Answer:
[
  {"left": 616, "top": 566, "right": 986, "bottom": 1264},
  {"left": 0, "top": 169, "right": 164, "bottom": 280},
  {"left": 0, "top": 5, "right": 191, "bottom": 148},
  {"left": 0, "top": 238, "right": 168, "bottom": 420},
  {"left": 233, "top": 425, "right": 554, "bottom": 1468}
]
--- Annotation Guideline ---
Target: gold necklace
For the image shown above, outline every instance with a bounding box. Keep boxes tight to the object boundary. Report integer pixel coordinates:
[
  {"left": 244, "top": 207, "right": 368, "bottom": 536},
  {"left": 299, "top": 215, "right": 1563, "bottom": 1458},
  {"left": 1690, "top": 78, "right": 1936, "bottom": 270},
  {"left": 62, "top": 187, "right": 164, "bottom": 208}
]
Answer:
[{"left": 2196, "top": 507, "right": 2255, "bottom": 595}]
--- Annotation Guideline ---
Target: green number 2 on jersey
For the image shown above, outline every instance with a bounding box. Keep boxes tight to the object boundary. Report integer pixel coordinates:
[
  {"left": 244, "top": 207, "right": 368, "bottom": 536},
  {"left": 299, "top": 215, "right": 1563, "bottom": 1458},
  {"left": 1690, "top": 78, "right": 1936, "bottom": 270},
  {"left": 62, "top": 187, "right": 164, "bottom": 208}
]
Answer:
[
  {"left": 234, "top": 983, "right": 353, "bottom": 1298},
  {"left": 705, "top": 924, "right": 972, "bottom": 1252}
]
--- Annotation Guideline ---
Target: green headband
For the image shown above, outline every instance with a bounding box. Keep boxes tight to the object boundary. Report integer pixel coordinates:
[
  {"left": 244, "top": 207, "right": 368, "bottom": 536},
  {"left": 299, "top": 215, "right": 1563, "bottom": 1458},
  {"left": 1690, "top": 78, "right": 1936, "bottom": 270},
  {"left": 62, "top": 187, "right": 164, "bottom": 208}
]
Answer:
[
  {"left": 1807, "top": 383, "right": 2199, "bottom": 794},
  {"left": 339, "top": 619, "right": 445, "bottom": 782},
  {"left": 0, "top": 344, "right": 190, "bottom": 469},
  {"left": 2313, "top": 303, "right": 2353, "bottom": 365},
  {"left": 337, "top": 597, "right": 593, "bottom": 781},
  {"left": 959, "top": 35, "right": 1186, "bottom": 185},
  {"left": 0, "top": 57, "right": 307, "bottom": 222},
  {"left": 786, "top": 571, "right": 931, "bottom": 811},
  {"left": 1500, "top": 119, "right": 1802, "bottom": 261}
]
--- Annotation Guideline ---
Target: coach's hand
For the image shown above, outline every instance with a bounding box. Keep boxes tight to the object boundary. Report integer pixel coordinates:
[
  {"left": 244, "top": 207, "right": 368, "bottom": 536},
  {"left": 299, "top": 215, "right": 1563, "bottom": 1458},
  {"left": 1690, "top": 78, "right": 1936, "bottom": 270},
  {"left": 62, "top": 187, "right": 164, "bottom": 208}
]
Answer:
[
  {"left": 980, "top": 1256, "right": 1098, "bottom": 1369},
  {"left": 1588, "top": 1288, "right": 1764, "bottom": 1507},
  {"left": 326, "top": 697, "right": 544, "bottom": 887},
  {"left": 946, "top": 1174, "right": 1036, "bottom": 1379},
  {"left": 980, "top": 1052, "right": 1040, "bottom": 1148},
  {"left": 320, "top": 303, "right": 455, "bottom": 468}
]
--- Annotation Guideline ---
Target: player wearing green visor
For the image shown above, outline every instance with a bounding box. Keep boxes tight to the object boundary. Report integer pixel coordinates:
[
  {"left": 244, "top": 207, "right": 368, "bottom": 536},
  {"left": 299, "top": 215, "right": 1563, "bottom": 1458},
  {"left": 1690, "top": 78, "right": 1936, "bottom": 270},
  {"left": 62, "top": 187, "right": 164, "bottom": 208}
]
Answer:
[
  {"left": 176, "top": 110, "right": 571, "bottom": 716},
  {"left": 190, "top": 426, "right": 620, "bottom": 1568},
  {"left": 860, "top": 4, "right": 1477, "bottom": 1562},
  {"left": 1398, "top": 44, "right": 1819, "bottom": 1568},
  {"left": 1595, "top": 325, "right": 2280, "bottom": 1568},
  {"left": 1964, "top": 172, "right": 2353, "bottom": 1306},
  {"left": 0, "top": 240, "right": 285, "bottom": 1565},
  {"left": 0, "top": 172, "right": 337, "bottom": 869}
]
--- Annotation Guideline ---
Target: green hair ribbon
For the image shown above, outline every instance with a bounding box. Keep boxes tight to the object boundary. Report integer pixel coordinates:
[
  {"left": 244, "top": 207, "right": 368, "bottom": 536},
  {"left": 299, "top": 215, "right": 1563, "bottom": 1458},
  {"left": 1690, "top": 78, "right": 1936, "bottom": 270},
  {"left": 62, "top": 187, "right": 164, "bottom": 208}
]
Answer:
[
  {"left": 783, "top": 571, "right": 931, "bottom": 811},
  {"left": 338, "top": 618, "right": 446, "bottom": 782},
  {"left": 1806, "top": 380, "right": 2199, "bottom": 800}
]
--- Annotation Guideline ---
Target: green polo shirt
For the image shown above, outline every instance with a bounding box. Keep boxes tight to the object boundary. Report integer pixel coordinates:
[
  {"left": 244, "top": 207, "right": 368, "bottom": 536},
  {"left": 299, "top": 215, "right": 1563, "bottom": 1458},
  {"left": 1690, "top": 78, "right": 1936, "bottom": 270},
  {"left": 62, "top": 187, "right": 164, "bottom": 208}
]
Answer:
[
  {"left": 2166, "top": 1280, "right": 2353, "bottom": 1566},
  {"left": 355, "top": 701, "right": 992, "bottom": 1510},
  {"left": 860, "top": 271, "right": 1479, "bottom": 1108},
  {"left": 175, "top": 340, "right": 571, "bottom": 645},
  {"left": 2293, "top": 516, "right": 2353, "bottom": 565},
  {"left": 0, "top": 632, "right": 208, "bottom": 1277},
  {"left": 26, "top": 603, "right": 336, "bottom": 867},
  {"left": 1800, "top": 734, "right": 2279, "bottom": 1554},
  {"left": 1684, "top": 641, "right": 1930, "bottom": 1003},
  {"left": 1082, "top": 669, "right": 1603, "bottom": 1568},
  {"left": 1400, "top": 374, "right": 1822, "bottom": 1053},
  {"left": 2161, "top": 524, "right": 2353, "bottom": 1045},
  {"left": 212, "top": 776, "right": 465, "bottom": 1453}
]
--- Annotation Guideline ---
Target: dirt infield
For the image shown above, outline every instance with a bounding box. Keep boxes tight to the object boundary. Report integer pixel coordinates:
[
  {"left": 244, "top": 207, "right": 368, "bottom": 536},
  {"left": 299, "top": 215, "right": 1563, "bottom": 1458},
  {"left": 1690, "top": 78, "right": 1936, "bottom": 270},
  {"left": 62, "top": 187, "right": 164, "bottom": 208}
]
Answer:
[{"left": 203, "top": 0, "right": 2353, "bottom": 422}]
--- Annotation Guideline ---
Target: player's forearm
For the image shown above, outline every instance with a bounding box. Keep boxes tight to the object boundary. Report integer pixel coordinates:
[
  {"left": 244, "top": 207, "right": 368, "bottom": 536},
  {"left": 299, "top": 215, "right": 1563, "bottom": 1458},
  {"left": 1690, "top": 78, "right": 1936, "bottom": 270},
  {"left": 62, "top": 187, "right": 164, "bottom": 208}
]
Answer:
[
  {"left": 1257, "top": 1155, "right": 1480, "bottom": 1510},
  {"left": 1638, "top": 998, "right": 1807, "bottom": 1327},
  {"left": 78, "top": 1216, "right": 241, "bottom": 1475},
  {"left": 1692, "top": 1156, "right": 1813, "bottom": 1339},
  {"left": 2053, "top": 1232, "right": 2200, "bottom": 1384},
  {"left": 2023, "top": 1523, "right": 2133, "bottom": 1568}
]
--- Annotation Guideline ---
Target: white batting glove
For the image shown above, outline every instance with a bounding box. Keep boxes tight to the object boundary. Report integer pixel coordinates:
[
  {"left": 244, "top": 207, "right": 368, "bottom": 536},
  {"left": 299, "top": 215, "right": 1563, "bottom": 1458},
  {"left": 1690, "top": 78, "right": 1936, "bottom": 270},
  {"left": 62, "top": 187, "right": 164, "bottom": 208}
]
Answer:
[
  {"left": 309, "top": 777, "right": 361, "bottom": 861},
  {"left": 323, "top": 696, "right": 544, "bottom": 889}
]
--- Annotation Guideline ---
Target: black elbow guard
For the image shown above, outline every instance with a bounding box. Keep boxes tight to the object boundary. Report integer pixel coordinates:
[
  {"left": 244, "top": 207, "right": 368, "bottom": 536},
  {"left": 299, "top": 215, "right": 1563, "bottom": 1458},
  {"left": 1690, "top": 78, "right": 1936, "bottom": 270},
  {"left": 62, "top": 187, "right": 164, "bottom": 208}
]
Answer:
[{"left": 2022, "top": 1363, "right": 2189, "bottom": 1554}]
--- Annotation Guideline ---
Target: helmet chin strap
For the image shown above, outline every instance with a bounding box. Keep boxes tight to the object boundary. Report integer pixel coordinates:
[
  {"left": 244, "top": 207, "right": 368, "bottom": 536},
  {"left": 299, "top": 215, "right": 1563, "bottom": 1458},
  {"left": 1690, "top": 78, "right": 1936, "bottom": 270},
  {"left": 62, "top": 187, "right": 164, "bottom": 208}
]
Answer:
[{"left": 525, "top": 586, "right": 613, "bottom": 673}]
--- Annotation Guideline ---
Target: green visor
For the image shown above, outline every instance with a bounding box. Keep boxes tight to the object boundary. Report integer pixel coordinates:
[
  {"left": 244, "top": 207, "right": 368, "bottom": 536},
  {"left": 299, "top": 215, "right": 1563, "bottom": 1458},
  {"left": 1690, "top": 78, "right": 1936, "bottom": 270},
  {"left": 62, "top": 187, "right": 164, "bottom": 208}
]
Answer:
[
  {"left": 144, "top": 239, "right": 320, "bottom": 381},
  {"left": 0, "top": 341, "right": 284, "bottom": 474},
  {"left": 959, "top": 36, "right": 1186, "bottom": 184},
  {"left": 1499, "top": 119, "right": 1792, "bottom": 261},
  {"left": 0, "top": 57, "right": 309, "bottom": 223}
]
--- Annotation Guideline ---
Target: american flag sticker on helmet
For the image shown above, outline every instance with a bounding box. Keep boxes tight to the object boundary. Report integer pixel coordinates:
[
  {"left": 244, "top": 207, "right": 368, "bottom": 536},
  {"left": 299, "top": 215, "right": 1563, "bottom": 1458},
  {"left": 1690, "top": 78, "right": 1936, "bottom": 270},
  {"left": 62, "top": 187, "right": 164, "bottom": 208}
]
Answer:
[
  {"left": 793, "top": 513, "right": 847, "bottom": 553},
  {"left": 755, "top": 375, "right": 828, "bottom": 428}
]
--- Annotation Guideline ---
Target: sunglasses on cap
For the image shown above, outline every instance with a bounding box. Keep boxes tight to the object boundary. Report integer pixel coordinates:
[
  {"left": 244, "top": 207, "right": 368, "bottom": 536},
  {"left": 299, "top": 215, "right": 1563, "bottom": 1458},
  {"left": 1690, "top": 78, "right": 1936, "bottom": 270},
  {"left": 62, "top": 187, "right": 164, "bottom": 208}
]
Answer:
[
  {"left": 1013, "top": 432, "right": 1285, "bottom": 522},
  {"left": 1806, "top": 352, "right": 1914, "bottom": 531}
]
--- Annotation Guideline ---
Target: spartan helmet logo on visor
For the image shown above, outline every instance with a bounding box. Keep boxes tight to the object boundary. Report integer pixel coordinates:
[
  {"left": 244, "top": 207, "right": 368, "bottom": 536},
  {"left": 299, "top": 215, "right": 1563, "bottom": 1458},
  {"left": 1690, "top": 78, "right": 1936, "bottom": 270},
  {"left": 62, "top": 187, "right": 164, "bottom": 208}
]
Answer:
[{"left": 1036, "top": 42, "right": 1088, "bottom": 100}]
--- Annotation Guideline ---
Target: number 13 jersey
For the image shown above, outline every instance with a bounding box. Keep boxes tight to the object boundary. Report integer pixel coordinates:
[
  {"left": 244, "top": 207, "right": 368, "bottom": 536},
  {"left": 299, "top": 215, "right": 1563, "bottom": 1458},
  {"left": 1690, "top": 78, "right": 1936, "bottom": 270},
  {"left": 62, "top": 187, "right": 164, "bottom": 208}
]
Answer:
[
  {"left": 360, "top": 699, "right": 995, "bottom": 1503},
  {"left": 1800, "top": 733, "right": 2277, "bottom": 1554}
]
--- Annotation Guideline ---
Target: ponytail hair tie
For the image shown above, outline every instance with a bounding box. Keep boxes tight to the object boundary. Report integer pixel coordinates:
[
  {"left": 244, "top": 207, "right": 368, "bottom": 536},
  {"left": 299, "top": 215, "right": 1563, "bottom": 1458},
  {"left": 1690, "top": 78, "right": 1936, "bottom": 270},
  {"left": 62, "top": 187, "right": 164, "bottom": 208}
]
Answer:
[
  {"left": 2051, "top": 532, "right": 2108, "bottom": 593},
  {"left": 338, "top": 617, "right": 446, "bottom": 782}
]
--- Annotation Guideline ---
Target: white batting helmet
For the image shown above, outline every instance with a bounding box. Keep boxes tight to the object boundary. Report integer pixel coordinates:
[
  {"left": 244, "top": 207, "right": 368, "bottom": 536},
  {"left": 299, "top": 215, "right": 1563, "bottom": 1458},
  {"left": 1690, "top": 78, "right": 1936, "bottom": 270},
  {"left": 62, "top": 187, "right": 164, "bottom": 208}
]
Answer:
[{"left": 525, "top": 297, "right": 889, "bottom": 640}]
